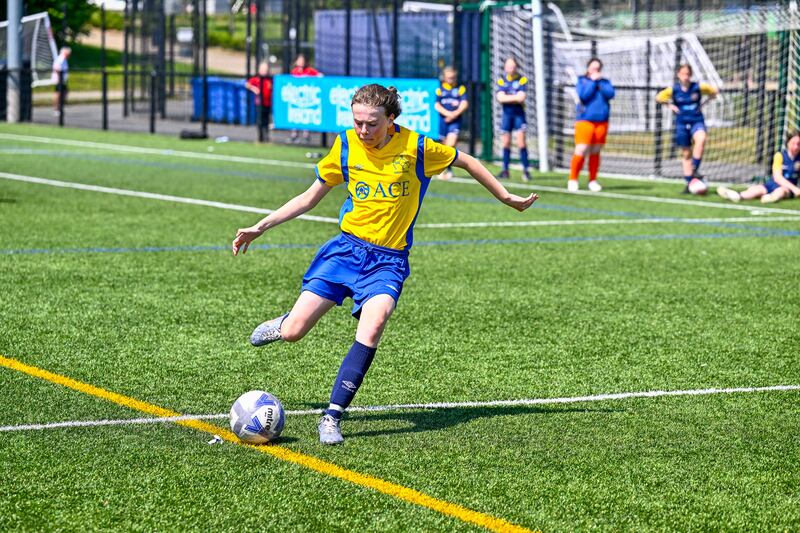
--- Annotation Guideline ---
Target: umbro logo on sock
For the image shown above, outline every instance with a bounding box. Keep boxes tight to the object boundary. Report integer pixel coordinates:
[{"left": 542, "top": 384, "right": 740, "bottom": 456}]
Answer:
[{"left": 341, "top": 380, "right": 357, "bottom": 392}]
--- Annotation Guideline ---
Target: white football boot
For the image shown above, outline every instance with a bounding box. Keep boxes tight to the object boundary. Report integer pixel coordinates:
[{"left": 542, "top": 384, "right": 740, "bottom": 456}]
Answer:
[
  {"left": 588, "top": 180, "right": 602, "bottom": 192},
  {"left": 318, "top": 414, "right": 344, "bottom": 445},
  {"left": 567, "top": 180, "right": 579, "bottom": 192},
  {"left": 716, "top": 186, "right": 741, "bottom": 203},
  {"left": 249, "top": 313, "right": 288, "bottom": 347}
]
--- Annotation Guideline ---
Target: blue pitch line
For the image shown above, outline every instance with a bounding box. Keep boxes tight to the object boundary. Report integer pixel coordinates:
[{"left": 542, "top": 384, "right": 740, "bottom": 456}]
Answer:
[
  {"left": 0, "top": 147, "right": 789, "bottom": 233},
  {"left": 427, "top": 191, "right": 646, "bottom": 218},
  {"left": 424, "top": 193, "right": 787, "bottom": 233},
  {"left": 2, "top": 229, "right": 799, "bottom": 257},
  {"left": 425, "top": 191, "right": 767, "bottom": 232}
]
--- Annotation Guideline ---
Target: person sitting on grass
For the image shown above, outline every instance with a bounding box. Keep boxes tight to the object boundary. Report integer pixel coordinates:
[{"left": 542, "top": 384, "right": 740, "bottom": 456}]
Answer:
[
  {"left": 232, "top": 83, "right": 538, "bottom": 446},
  {"left": 717, "top": 130, "right": 800, "bottom": 204}
]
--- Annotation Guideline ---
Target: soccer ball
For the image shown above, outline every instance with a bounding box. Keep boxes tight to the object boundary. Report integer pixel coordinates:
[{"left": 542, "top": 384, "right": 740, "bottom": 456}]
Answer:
[
  {"left": 230, "top": 390, "right": 285, "bottom": 444},
  {"left": 687, "top": 178, "right": 708, "bottom": 195}
]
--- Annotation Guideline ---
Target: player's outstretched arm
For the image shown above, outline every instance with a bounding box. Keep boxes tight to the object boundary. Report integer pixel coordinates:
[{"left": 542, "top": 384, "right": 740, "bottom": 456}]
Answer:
[
  {"left": 232, "top": 179, "right": 331, "bottom": 255},
  {"left": 452, "top": 152, "right": 538, "bottom": 212}
]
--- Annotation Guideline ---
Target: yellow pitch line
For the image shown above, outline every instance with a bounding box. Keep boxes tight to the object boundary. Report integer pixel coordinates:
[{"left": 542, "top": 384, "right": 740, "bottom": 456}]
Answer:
[{"left": 0, "top": 354, "right": 535, "bottom": 533}]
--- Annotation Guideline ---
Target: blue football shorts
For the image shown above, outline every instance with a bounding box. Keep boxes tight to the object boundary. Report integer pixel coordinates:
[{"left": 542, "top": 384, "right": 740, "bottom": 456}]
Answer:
[
  {"left": 500, "top": 112, "right": 527, "bottom": 134},
  {"left": 674, "top": 120, "right": 706, "bottom": 148},
  {"left": 302, "top": 232, "right": 410, "bottom": 318},
  {"left": 439, "top": 118, "right": 461, "bottom": 140}
]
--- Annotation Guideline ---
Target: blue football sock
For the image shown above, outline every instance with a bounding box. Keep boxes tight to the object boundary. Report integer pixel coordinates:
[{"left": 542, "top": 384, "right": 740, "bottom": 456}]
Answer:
[
  {"left": 684, "top": 175, "right": 693, "bottom": 183},
  {"left": 502, "top": 148, "right": 511, "bottom": 170},
  {"left": 325, "top": 341, "right": 377, "bottom": 420},
  {"left": 520, "top": 148, "right": 530, "bottom": 170},
  {"left": 692, "top": 158, "right": 702, "bottom": 173}
]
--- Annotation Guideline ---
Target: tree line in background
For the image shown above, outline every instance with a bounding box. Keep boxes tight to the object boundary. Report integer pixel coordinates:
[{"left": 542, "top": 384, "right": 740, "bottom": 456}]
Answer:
[{"left": 0, "top": 0, "right": 96, "bottom": 44}]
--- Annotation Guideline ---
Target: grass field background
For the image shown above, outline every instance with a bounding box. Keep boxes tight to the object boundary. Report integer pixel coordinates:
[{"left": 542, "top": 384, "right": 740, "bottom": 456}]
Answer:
[{"left": 1, "top": 123, "right": 799, "bottom": 531}]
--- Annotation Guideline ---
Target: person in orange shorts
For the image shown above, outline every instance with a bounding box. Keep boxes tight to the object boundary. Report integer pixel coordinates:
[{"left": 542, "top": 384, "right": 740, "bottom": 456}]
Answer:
[{"left": 568, "top": 58, "right": 615, "bottom": 192}]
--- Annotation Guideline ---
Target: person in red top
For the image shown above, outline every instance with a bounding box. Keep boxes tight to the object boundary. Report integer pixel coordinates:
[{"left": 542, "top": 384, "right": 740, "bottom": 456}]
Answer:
[
  {"left": 289, "top": 54, "right": 322, "bottom": 143},
  {"left": 246, "top": 62, "right": 273, "bottom": 141},
  {"left": 290, "top": 54, "right": 320, "bottom": 77}
]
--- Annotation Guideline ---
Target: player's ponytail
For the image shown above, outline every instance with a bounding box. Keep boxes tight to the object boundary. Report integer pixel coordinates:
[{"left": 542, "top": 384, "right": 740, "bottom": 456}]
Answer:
[{"left": 351, "top": 84, "right": 402, "bottom": 119}]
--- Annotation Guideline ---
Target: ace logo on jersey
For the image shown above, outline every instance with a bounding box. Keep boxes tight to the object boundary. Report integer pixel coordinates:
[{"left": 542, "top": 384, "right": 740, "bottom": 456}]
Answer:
[{"left": 354, "top": 180, "right": 411, "bottom": 200}]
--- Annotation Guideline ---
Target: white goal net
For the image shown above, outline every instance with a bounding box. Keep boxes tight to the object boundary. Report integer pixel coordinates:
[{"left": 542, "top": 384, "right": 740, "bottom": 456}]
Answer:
[
  {"left": 489, "top": 3, "right": 800, "bottom": 183},
  {"left": 0, "top": 12, "right": 59, "bottom": 87}
]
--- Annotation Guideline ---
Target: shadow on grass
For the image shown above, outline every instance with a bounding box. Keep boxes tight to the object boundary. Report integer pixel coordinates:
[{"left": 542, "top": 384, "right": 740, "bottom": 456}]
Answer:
[
  {"left": 334, "top": 404, "right": 623, "bottom": 439},
  {"left": 268, "top": 435, "right": 300, "bottom": 445}
]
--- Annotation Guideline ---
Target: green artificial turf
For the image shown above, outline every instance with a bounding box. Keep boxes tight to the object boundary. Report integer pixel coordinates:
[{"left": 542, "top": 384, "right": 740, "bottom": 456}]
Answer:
[{"left": 0, "top": 123, "right": 798, "bottom": 532}]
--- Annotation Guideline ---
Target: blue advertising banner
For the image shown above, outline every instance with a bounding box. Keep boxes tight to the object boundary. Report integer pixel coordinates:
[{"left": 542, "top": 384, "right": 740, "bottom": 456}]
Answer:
[{"left": 271, "top": 75, "right": 440, "bottom": 137}]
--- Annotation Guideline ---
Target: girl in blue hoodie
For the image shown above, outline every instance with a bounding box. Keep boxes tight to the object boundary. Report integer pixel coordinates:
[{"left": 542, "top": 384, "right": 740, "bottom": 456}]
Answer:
[{"left": 568, "top": 58, "right": 615, "bottom": 192}]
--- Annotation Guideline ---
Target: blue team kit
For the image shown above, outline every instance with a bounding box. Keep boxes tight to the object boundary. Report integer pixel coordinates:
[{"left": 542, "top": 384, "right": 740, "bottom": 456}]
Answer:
[{"left": 302, "top": 232, "right": 411, "bottom": 318}]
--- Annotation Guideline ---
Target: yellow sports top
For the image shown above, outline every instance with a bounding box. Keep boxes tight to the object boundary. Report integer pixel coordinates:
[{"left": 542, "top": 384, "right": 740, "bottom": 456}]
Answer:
[
  {"left": 655, "top": 83, "right": 717, "bottom": 103},
  {"left": 315, "top": 124, "right": 457, "bottom": 251}
]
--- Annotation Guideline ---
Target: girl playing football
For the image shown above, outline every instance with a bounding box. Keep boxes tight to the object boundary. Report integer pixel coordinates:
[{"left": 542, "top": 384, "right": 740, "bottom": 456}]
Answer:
[
  {"left": 656, "top": 64, "right": 719, "bottom": 195},
  {"left": 232, "top": 84, "right": 538, "bottom": 445}
]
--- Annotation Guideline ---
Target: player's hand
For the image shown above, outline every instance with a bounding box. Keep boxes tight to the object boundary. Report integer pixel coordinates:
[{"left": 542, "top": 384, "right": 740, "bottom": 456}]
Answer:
[
  {"left": 503, "top": 192, "right": 539, "bottom": 212},
  {"left": 232, "top": 226, "right": 263, "bottom": 256},
  {"left": 669, "top": 104, "right": 680, "bottom": 114}
]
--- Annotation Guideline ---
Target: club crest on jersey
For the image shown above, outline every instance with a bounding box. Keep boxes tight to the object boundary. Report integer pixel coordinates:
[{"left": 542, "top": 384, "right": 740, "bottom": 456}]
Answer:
[
  {"left": 355, "top": 181, "right": 370, "bottom": 199},
  {"left": 392, "top": 155, "right": 411, "bottom": 174}
]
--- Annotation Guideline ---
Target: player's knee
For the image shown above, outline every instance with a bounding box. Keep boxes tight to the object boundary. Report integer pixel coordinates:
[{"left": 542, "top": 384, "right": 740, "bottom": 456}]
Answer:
[{"left": 357, "top": 325, "right": 384, "bottom": 347}]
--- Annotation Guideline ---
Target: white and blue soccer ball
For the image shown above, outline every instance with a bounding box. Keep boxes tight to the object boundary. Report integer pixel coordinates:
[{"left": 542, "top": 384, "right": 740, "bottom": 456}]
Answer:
[{"left": 229, "top": 390, "right": 285, "bottom": 444}]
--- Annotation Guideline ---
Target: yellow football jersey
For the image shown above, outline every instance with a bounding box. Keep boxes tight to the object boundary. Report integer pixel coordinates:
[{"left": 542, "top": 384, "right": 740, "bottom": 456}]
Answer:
[{"left": 315, "top": 124, "right": 456, "bottom": 250}]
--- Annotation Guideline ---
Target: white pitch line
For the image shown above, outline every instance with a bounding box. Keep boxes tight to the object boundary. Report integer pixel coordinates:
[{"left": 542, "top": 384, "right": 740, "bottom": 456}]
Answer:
[
  {"left": 5, "top": 131, "right": 800, "bottom": 217},
  {"left": 4, "top": 172, "right": 798, "bottom": 232},
  {"left": 0, "top": 172, "right": 339, "bottom": 224},
  {"left": 446, "top": 176, "right": 800, "bottom": 216},
  {"left": 2, "top": 384, "right": 797, "bottom": 432},
  {"left": 0, "top": 413, "right": 228, "bottom": 432},
  {"left": 415, "top": 215, "right": 800, "bottom": 229},
  {"left": 0, "top": 132, "right": 316, "bottom": 169}
]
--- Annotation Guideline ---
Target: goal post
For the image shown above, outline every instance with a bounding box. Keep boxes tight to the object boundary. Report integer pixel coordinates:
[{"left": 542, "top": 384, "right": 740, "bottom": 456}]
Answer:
[
  {"left": 0, "top": 12, "right": 59, "bottom": 87},
  {"left": 480, "top": 2, "right": 800, "bottom": 183}
]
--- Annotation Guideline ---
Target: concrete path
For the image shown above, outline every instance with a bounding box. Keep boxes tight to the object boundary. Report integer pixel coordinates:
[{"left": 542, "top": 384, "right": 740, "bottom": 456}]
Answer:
[{"left": 31, "top": 99, "right": 329, "bottom": 148}]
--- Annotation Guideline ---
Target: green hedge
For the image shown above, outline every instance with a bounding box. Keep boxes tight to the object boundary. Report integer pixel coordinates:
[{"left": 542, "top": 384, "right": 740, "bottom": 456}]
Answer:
[{"left": 87, "top": 10, "right": 124, "bottom": 31}]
